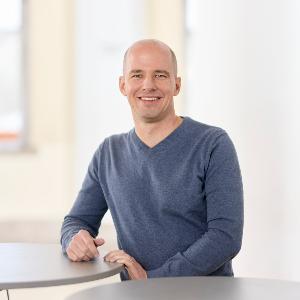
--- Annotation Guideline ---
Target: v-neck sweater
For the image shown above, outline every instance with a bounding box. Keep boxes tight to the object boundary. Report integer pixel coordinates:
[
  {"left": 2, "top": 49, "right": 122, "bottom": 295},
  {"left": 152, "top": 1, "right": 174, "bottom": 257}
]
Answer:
[{"left": 61, "top": 117, "right": 244, "bottom": 279}]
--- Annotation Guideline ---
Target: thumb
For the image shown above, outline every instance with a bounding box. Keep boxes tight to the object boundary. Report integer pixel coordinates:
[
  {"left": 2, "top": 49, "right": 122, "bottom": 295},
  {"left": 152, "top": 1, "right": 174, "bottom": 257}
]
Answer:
[{"left": 94, "top": 237, "right": 105, "bottom": 246}]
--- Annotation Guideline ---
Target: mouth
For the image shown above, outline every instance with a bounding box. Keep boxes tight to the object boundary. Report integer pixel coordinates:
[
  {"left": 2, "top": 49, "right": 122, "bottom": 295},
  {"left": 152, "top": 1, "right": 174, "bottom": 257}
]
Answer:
[{"left": 138, "top": 97, "right": 162, "bottom": 102}]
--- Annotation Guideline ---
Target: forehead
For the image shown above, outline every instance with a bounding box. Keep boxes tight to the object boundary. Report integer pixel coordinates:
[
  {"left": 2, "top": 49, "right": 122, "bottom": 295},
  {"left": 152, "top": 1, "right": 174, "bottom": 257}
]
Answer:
[{"left": 124, "top": 44, "right": 174, "bottom": 73}]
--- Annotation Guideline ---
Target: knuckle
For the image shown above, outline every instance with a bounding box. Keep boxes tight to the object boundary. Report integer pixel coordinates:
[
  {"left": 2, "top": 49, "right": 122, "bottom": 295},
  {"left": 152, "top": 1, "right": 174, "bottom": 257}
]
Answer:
[
  {"left": 67, "top": 252, "right": 77, "bottom": 262},
  {"left": 73, "top": 234, "right": 80, "bottom": 242},
  {"left": 78, "top": 254, "right": 85, "bottom": 260},
  {"left": 88, "top": 240, "right": 96, "bottom": 249},
  {"left": 78, "top": 230, "right": 88, "bottom": 237},
  {"left": 86, "top": 251, "right": 93, "bottom": 258}
]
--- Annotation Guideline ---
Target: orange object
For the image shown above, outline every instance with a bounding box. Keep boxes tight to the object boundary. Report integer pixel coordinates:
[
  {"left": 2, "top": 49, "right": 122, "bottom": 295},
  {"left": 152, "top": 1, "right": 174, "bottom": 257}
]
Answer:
[{"left": 0, "top": 132, "right": 19, "bottom": 140}]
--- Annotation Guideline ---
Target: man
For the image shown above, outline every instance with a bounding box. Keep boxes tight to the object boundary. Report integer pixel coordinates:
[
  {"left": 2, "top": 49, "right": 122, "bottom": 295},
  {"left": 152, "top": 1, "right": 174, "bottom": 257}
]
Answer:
[{"left": 61, "top": 39, "right": 243, "bottom": 280}]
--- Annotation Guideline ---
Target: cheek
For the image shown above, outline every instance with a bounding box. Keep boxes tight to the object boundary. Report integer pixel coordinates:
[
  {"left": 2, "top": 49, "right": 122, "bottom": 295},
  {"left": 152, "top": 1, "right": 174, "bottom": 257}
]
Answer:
[
  {"left": 126, "top": 83, "right": 140, "bottom": 96},
  {"left": 161, "top": 87, "right": 175, "bottom": 97},
  {"left": 156, "top": 81, "right": 175, "bottom": 95}
]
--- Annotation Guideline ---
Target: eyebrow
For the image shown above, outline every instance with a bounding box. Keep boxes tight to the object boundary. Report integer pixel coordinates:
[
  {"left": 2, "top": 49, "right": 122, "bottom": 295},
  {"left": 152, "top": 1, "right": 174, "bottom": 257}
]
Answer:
[
  {"left": 129, "top": 69, "right": 170, "bottom": 76},
  {"left": 129, "top": 69, "right": 143, "bottom": 74}
]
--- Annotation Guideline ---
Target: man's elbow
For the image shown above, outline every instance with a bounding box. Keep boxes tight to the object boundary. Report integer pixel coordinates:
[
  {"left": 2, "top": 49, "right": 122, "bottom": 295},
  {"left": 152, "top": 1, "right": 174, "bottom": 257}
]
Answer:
[{"left": 228, "top": 234, "right": 243, "bottom": 259}]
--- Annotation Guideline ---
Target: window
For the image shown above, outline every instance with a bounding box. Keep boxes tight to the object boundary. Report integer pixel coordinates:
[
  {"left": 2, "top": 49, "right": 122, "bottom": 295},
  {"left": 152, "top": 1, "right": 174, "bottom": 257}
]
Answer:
[{"left": 0, "top": 0, "right": 26, "bottom": 151}]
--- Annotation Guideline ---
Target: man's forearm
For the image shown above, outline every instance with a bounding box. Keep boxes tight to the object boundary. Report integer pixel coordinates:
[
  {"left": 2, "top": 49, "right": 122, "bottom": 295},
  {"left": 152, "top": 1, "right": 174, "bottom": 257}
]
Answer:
[
  {"left": 146, "top": 223, "right": 243, "bottom": 278},
  {"left": 60, "top": 216, "right": 98, "bottom": 253}
]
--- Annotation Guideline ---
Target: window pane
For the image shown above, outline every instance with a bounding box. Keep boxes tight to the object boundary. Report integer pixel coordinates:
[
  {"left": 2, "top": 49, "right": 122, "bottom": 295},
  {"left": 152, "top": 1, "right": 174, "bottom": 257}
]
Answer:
[
  {"left": 0, "top": 0, "right": 22, "bottom": 30},
  {"left": 0, "top": 0, "right": 24, "bottom": 150}
]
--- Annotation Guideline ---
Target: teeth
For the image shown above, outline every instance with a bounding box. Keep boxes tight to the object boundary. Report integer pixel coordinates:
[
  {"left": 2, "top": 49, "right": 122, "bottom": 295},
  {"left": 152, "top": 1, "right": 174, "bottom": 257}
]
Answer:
[{"left": 140, "top": 97, "right": 160, "bottom": 101}]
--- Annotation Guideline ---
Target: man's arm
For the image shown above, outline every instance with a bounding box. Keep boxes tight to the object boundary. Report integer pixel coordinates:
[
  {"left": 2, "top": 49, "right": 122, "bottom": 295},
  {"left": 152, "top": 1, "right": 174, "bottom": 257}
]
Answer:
[
  {"left": 60, "top": 147, "right": 108, "bottom": 258},
  {"left": 147, "top": 132, "right": 244, "bottom": 277}
]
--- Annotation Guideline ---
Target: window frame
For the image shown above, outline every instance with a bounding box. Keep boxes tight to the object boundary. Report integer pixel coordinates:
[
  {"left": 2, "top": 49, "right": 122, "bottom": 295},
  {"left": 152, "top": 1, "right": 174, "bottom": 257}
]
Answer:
[{"left": 0, "top": 0, "right": 28, "bottom": 152}]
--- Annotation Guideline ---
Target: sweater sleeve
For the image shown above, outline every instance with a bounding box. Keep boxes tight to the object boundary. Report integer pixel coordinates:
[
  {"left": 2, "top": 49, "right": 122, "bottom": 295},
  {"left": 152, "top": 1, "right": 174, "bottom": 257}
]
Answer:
[
  {"left": 60, "top": 146, "right": 108, "bottom": 253},
  {"left": 147, "top": 132, "right": 244, "bottom": 277}
]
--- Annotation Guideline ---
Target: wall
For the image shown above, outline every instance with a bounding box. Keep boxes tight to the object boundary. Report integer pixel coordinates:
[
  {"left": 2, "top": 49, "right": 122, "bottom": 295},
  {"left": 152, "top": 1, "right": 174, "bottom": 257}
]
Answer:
[
  {"left": 0, "top": 0, "right": 75, "bottom": 223},
  {"left": 185, "top": 0, "right": 300, "bottom": 281}
]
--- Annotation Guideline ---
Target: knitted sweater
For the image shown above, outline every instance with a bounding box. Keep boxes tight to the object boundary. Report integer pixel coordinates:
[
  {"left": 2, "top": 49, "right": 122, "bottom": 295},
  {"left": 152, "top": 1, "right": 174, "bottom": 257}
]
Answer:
[{"left": 61, "top": 117, "right": 244, "bottom": 279}]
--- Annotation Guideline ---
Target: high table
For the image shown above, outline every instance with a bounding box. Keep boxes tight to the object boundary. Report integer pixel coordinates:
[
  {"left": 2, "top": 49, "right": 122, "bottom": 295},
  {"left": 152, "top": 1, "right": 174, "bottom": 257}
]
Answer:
[
  {"left": 0, "top": 243, "right": 123, "bottom": 290},
  {"left": 66, "top": 277, "right": 300, "bottom": 300}
]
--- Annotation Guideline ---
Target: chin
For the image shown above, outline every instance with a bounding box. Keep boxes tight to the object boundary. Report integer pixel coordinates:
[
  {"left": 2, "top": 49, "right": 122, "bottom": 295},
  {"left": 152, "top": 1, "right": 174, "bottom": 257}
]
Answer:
[{"left": 141, "top": 114, "right": 165, "bottom": 123}]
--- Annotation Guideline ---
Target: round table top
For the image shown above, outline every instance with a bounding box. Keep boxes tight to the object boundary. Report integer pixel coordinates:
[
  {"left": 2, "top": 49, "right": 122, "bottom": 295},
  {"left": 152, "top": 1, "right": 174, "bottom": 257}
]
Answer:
[
  {"left": 0, "top": 243, "right": 123, "bottom": 289},
  {"left": 66, "top": 277, "right": 300, "bottom": 300}
]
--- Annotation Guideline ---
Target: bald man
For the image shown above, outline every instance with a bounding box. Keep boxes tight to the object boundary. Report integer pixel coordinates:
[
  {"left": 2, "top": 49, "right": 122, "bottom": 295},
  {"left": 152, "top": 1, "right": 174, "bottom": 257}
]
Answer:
[{"left": 61, "top": 39, "right": 244, "bottom": 280}]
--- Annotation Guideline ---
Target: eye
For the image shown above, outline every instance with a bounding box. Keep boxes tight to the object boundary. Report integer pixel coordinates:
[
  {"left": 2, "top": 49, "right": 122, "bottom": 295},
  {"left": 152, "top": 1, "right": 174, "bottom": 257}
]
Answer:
[
  {"left": 155, "top": 74, "right": 167, "bottom": 78},
  {"left": 131, "top": 74, "right": 142, "bottom": 78}
]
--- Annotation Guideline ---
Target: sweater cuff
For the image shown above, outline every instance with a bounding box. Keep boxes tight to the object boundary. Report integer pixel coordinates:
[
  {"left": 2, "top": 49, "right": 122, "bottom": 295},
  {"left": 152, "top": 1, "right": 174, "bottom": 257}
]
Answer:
[
  {"left": 146, "top": 267, "right": 166, "bottom": 278},
  {"left": 60, "top": 229, "right": 80, "bottom": 253}
]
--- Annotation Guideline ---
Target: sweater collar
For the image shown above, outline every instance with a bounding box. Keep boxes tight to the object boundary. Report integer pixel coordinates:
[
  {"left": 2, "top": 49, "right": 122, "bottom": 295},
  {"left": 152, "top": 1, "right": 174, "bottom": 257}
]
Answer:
[{"left": 130, "top": 116, "right": 190, "bottom": 153}]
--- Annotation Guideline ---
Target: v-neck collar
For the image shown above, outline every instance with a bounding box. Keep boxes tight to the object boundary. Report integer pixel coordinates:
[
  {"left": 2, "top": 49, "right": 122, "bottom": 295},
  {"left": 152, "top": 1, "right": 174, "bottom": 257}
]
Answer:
[{"left": 129, "top": 117, "right": 189, "bottom": 154}]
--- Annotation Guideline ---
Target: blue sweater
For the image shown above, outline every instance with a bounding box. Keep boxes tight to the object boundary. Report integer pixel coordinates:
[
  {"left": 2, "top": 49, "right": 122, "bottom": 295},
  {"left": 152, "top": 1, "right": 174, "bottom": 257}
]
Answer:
[{"left": 61, "top": 117, "right": 243, "bottom": 279}]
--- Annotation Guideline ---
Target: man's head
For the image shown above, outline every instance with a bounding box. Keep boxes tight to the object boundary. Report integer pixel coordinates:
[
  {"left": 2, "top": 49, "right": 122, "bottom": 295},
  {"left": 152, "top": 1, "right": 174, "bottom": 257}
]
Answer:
[
  {"left": 119, "top": 39, "right": 181, "bottom": 123},
  {"left": 122, "top": 39, "right": 178, "bottom": 76}
]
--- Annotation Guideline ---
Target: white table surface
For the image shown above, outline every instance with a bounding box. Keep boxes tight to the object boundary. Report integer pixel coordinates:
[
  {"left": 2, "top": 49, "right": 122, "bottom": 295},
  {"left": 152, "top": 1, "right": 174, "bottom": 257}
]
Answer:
[
  {"left": 66, "top": 276, "right": 300, "bottom": 300},
  {"left": 0, "top": 243, "right": 123, "bottom": 289}
]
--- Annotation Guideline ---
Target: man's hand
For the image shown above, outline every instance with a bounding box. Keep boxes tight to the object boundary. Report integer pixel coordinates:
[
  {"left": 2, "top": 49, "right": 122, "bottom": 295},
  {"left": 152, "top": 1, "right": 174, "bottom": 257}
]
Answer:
[
  {"left": 66, "top": 229, "right": 105, "bottom": 262},
  {"left": 104, "top": 250, "right": 147, "bottom": 280}
]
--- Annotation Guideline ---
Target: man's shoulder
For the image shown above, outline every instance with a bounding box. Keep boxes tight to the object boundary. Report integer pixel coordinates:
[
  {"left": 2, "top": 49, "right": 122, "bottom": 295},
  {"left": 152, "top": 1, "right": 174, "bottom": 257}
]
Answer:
[
  {"left": 96, "top": 130, "right": 132, "bottom": 153},
  {"left": 183, "top": 117, "right": 236, "bottom": 165},
  {"left": 184, "top": 117, "right": 226, "bottom": 140},
  {"left": 107, "top": 130, "right": 133, "bottom": 145}
]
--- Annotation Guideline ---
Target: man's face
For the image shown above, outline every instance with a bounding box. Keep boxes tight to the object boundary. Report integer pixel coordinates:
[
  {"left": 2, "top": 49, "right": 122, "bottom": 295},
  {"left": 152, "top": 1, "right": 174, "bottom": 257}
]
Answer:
[{"left": 119, "top": 43, "right": 181, "bottom": 123}]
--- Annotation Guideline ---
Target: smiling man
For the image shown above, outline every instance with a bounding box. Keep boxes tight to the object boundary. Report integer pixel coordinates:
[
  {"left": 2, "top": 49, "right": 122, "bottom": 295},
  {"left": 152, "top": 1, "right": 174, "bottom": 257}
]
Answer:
[{"left": 61, "top": 39, "right": 244, "bottom": 280}]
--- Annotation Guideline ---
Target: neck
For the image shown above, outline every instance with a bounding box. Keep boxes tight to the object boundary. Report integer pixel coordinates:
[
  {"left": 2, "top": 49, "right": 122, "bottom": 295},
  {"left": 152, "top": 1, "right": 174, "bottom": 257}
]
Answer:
[{"left": 134, "top": 114, "right": 183, "bottom": 148}]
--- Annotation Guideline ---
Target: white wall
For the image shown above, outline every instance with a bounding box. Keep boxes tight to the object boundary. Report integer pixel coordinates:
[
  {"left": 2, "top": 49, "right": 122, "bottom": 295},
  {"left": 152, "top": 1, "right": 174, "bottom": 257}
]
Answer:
[
  {"left": 185, "top": 0, "right": 300, "bottom": 281},
  {"left": 0, "top": 0, "right": 74, "bottom": 222}
]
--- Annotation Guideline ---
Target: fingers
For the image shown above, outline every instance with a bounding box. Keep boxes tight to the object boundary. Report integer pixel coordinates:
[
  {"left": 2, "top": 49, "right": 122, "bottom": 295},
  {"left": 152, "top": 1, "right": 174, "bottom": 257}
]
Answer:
[
  {"left": 94, "top": 238, "right": 105, "bottom": 247},
  {"left": 66, "top": 229, "right": 104, "bottom": 262},
  {"left": 73, "top": 236, "right": 95, "bottom": 258},
  {"left": 104, "top": 250, "right": 135, "bottom": 266},
  {"left": 80, "top": 231, "right": 100, "bottom": 257},
  {"left": 104, "top": 250, "right": 147, "bottom": 280},
  {"left": 67, "top": 247, "right": 91, "bottom": 262}
]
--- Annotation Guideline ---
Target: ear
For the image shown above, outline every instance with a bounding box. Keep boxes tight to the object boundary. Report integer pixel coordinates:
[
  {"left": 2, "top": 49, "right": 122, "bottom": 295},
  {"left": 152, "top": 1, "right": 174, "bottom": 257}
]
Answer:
[
  {"left": 174, "top": 77, "right": 181, "bottom": 96},
  {"left": 119, "top": 76, "right": 127, "bottom": 96}
]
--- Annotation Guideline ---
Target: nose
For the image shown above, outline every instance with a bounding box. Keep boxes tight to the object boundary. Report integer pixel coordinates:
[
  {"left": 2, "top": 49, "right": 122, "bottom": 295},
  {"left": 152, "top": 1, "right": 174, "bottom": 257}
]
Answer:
[{"left": 142, "top": 75, "right": 157, "bottom": 91}]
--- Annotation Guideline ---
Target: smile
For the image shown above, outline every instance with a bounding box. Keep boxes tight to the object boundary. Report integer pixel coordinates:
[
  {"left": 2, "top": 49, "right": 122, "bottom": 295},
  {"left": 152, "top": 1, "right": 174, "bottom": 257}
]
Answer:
[{"left": 138, "top": 97, "right": 162, "bottom": 101}]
